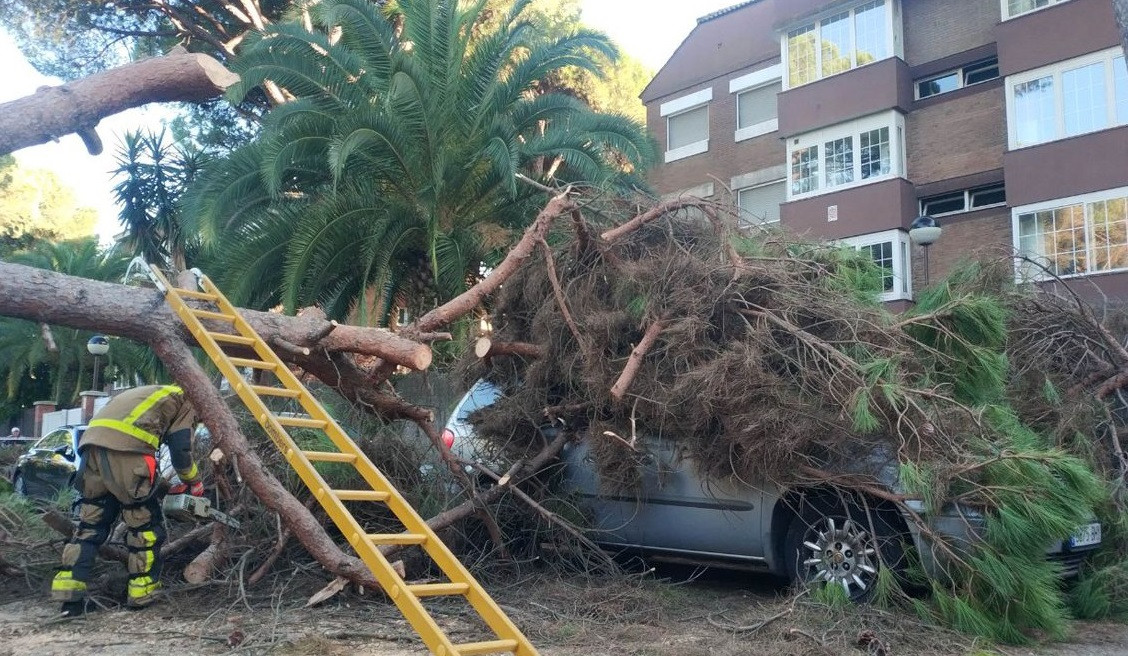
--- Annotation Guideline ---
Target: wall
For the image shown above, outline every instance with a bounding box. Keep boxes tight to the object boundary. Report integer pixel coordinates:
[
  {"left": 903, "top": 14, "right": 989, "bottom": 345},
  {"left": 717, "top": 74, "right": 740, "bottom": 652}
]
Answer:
[
  {"left": 777, "top": 57, "right": 913, "bottom": 137},
  {"left": 910, "top": 207, "right": 1011, "bottom": 291},
  {"left": 902, "top": 0, "right": 999, "bottom": 67},
  {"left": 1004, "top": 126, "right": 1128, "bottom": 207},
  {"left": 907, "top": 84, "right": 1006, "bottom": 185},
  {"left": 996, "top": 0, "right": 1119, "bottom": 76},
  {"left": 781, "top": 178, "right": 918, "bottom": 239},
  {"left": 648, "top": 74, "right": 786, "bottom": 198}
]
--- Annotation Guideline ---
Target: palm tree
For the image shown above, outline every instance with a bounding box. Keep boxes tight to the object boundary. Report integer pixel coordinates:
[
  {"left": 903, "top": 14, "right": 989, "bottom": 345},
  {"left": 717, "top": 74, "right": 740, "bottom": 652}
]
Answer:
[
  {"left": 0, "top": 238, "right": 161, "bottom": 410},
  {"left": 187, "top": 0, "right": 657, "bottom": 323},
  {"left": 112, "top": 130, "right": 211, "bottom": 271}
]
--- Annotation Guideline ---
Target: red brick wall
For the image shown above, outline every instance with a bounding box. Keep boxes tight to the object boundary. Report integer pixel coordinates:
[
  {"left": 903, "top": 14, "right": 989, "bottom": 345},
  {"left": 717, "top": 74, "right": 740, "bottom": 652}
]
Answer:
[
  {"left": 907, "top": 85, "right": 1006, "bottom": 186},
  {"left": 902, "top": 0, "right": 999, "bottom": 67},
  {"left": 910, "top": 207, "right": 1012, "bottom": 290},
  {"left": 647, "top": 77, "right": 785, "bottom": 199}
]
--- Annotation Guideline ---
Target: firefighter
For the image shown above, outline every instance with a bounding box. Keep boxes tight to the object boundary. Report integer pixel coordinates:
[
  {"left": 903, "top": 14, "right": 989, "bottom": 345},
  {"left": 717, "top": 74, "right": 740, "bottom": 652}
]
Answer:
[{"left": 51, "top": 384, "right": 203, "bottom": 615}]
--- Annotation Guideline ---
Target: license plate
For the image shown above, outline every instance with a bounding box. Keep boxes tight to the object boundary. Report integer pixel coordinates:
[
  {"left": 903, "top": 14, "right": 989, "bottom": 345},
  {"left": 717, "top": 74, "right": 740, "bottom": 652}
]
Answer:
[{"left": 1069, "top": 522, "right": 1102, "bottom": 548}]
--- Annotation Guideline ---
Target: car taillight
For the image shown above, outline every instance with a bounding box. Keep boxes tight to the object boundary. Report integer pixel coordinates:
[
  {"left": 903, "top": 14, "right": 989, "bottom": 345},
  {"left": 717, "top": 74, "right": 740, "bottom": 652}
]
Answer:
[{"left": 441, "top": 429, "right": 455, "bottom": 449}]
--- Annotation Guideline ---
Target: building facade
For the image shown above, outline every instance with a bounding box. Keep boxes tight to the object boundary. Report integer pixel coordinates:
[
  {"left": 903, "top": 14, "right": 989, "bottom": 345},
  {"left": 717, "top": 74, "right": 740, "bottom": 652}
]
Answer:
[{"left": 642, "top": 0, "right": 1128, "bottom": 303}]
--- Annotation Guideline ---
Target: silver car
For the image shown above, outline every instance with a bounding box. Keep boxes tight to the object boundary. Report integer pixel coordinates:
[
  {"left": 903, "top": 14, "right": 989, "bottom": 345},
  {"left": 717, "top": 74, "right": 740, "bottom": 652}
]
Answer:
[{"left": 446, "top": 381, "right": 1102, "bottom": 599}]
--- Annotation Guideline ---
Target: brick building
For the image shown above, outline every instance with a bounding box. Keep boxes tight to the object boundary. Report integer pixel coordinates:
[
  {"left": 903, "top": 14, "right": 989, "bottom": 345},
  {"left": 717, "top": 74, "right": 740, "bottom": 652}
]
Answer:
[{"left": 642, "top": 0, "right": 1128, "bottom": 304}]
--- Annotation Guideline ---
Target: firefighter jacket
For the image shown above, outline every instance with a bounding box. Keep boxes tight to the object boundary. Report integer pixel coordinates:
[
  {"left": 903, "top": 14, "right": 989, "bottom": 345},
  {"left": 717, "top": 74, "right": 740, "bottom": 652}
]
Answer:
[{"left": 81, "top": 384, "right": 200, "bottom": 482}]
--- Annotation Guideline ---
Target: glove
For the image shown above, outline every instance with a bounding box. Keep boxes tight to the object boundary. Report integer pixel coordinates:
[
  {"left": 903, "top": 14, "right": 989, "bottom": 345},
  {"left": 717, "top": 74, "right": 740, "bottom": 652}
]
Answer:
[{"left": 169, "top": 480, "right": 205, "bottom": 497}]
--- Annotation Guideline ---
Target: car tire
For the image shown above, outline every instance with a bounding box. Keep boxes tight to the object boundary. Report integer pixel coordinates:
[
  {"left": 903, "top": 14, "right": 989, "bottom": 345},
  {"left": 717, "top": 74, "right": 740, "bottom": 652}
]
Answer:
[
  {"left": 13, "top": 472, "right": 27, "bottom": 496},
  {"left": 782, "top": 494, "right": 905, "bottom": 602}
]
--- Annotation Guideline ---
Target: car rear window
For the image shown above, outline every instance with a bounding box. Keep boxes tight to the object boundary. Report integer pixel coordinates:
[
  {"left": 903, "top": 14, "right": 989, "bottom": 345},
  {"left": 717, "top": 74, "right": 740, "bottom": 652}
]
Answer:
[{"left": 457, "top": 384, "right": 500, "bottom": 421}]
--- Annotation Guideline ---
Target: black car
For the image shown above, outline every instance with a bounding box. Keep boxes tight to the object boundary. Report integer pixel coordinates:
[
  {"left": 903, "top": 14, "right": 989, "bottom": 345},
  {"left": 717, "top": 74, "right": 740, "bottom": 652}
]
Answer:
[{"left": 10, "top": 425, "right": 85, "bottom": 499}]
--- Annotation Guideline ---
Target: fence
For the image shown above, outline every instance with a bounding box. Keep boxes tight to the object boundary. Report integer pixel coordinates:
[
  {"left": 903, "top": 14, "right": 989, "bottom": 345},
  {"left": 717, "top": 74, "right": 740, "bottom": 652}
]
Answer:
[{"left": 40, "top": 408, "right": 84, "bottom": 436}]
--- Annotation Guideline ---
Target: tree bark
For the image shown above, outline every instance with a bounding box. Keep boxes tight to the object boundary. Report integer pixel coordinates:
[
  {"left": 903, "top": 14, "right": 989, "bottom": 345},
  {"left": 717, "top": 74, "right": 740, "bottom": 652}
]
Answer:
[
  {"left": 412, "top": 192, "right": 577, "bottom": 334},
  {"left": 0, "top": 49, "right": 239, "bottom": 156},
  {"left": 609, "top": 320, "right": 668, "bottom": 402},
  {"left": 0, "top": 262, "right": 431, "bottom": 371},
  {"left": 474, "top": 337, "right": 543, "bottom": 359}
]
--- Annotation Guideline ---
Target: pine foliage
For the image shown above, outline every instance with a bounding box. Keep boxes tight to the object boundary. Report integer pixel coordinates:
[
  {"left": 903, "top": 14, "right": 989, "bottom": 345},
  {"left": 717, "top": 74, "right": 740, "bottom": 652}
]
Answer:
[{"left": 458, "top": 204, "right": 1121, "bottom": 644}]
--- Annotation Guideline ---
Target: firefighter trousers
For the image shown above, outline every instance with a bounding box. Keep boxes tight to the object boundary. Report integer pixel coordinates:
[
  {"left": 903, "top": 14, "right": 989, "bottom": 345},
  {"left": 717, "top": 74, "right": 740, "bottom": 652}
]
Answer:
[{"left": 51, "top": 445, "right": 166, "bottom": 607}]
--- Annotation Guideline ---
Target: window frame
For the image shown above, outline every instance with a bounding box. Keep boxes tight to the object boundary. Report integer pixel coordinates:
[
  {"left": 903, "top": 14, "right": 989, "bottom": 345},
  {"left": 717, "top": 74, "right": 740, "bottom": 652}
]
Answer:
[
  {"left": 839, "top": 229, "right": 913, "bottom": 302},
  {"left": 1011, "top": 185, "right": 1128, "bottom": 281},
  {"left": 786, "top": 110, "right": 906, "bottom": 201},
  {"left": 736, "top": 179, "right": 787, "bottom": 227},
  {"left": 1005, "top": 47, "right": 1127, "bottom": 149},
  {"left": 660, "top": 87, "right": 713, "bottom": 162},
  {"left": 1000, "top": 0, "right": 1072, "bottom": 20},
  {"left": 919, "top": 183, "right": 1007, "bottom": 217},
  {"left": 730, "top": 64, "right": 782, "bottom": 142},
  {"left": 780, "top": 0, "right": 901, "bottom": 91},
  {"left": 915, "top": 57, "right": 1000, "bottom": 100}
]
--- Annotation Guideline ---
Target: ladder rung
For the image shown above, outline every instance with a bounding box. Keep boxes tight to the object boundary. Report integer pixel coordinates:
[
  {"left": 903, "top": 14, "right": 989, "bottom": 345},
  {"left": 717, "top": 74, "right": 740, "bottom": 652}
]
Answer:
[
  {"left": 406, "top": 582, "right": 469, "bottom": 598},
  {"left": 190, "top": 308, "right": 236, "bottom": 322},
  {"left": 368, "top": 533, "right": 427, "bottom": 546},
  {"left": 277, "top": 416, "right": 328, "bottom": 429},
  {"left": 250, "top": 385, "right": 301, "bottom": 398},
  {"left": 175, "top": 289, "right": 218, "bottom": 301},
  {"left": 332, "top": 490, "right": 390, "bottom": 502},
  {"left": 229, "top": 357, "right": 277, "bottom": 370},
  {"left": 208, "top": 332, "right": 256, "bottom": 346},
  {"left": 453, "top": 639, "right": 518, "bottom": 655},
  {"left": 303, "top": 451, "right": 357, "bottom": 463}
]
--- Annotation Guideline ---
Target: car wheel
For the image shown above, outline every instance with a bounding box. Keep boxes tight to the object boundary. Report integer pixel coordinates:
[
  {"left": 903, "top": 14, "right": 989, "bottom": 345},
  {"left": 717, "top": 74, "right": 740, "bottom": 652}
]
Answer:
[
  {"left": 783, "top": 495, "right": 905, "bottom": 602},
  {"left": 13, "top": 472, "right": 27, "bottom": 496}
]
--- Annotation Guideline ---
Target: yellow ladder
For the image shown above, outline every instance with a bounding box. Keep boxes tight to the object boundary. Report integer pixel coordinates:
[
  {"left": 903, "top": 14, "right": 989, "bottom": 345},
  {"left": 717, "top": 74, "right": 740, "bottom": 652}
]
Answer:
[{"left": 150, "top": 267, "right": 537, "bottom": 656}]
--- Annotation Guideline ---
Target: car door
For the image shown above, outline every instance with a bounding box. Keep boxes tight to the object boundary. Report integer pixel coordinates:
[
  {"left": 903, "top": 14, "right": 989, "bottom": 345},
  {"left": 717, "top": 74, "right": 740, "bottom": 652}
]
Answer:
[
  {"left": 561, "top": 436, "right": 767, "bottom": 562},
  {"left": 22, "top": 428, "right": 77, "bottom": 496}
]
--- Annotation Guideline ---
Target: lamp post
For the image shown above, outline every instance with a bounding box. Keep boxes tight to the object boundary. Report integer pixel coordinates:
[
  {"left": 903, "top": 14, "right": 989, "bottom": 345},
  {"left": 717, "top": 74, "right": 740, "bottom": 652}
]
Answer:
[
  {"left": 87, "top": 335, "right": 109, "bottom": 391},
  {"left": 909, "top": 215, "right": 942, "bottom": 288}
]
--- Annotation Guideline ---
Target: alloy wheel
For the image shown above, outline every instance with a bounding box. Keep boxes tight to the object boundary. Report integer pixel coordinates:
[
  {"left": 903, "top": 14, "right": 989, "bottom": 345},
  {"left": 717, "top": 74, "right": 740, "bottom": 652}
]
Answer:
[{"left": 800, "top": 516, "right": 880, "bottom": 599}]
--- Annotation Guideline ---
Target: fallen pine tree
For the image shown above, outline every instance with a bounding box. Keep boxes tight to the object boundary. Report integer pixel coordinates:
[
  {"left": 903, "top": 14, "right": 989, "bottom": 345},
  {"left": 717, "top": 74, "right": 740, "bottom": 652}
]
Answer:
[
  {"left": 2, "top": 188, "right": 1127, "bottom": 642},
  {"left": 459, "top": 192, "right": 1128, "bottom": 643}
]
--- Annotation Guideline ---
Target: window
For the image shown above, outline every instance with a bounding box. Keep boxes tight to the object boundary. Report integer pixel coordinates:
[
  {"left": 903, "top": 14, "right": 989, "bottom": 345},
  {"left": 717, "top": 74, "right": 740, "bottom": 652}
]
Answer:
[
  {"left": 840, "top": 229, "right": 912, "bottom": 301},
  {"left": 1003, "top": 0, "right": 1072, "bottom": 20},
  {"left": 920, "top": 183, "right": 1007, "bottom": 217},
  {"left": 661, "top": 88, "right": 712, "bottom": 162},
  {"left": 731, "top": 65, "right": 782, "bottom": 142},
  {"left": 668, "top": 106, "right": 709, "bottom": 150},
  {"left": 916, "top": 57, "right": 1000, "bottom": 99},
  {"left": 783, "top": 0, "right": 896, "bottom": 89},
  {"left": 736, "top": 83, "right": 780, "bottom": 140},
  {"left": 35, "top": 429, "right": 72, "bottom": 451},
  {"left": 787, "top": 111, "right": 905, "bottom": 199},
  {"left": 737, "top": 181, "right": 786, "bottom": 226},
  {"left": 1007, "top": 49, "right": 1128, "bottom": 148},
  {"left": 1014, "top": 187, "right": 1128, "bottom": 280}
]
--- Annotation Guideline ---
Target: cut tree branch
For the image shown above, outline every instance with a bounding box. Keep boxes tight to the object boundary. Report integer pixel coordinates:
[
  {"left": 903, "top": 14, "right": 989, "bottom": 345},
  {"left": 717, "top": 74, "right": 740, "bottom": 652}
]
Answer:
[
  {"left": 610, "top": 320, "right": 668, "bottom": 402},
  {"left": 0, "top": 50, "right": 239, "bottom": 156},
  {"left": 474, "top": 337, "right": 543, "bottom": 359}
]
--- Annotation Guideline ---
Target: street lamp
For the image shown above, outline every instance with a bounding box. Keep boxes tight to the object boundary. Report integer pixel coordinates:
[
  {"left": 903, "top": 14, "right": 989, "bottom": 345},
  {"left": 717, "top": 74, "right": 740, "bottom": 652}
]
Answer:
[
  {"left": 87, "top": 335, "right": 109, "bottom": 391},
  {"left": 909, "top": 215, "right": 942, "bottom": 288}
]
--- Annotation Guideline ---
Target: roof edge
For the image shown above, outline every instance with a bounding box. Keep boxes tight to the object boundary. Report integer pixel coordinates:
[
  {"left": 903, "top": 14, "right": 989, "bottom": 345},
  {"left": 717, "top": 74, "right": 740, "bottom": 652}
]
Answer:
[{"left": 697, "top": 0, "right": 763, "bottom": 24}]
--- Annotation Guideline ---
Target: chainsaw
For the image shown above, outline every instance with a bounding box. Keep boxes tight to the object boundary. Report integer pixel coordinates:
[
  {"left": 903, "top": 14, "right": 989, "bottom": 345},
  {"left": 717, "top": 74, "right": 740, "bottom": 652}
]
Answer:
[{"left": 162, "top": 493, "right": 241, "bottom": 529}]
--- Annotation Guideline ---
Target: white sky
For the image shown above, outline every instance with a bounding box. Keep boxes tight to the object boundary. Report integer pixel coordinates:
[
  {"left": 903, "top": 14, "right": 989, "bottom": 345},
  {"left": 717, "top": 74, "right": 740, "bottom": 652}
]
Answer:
[{"left": 2, "top": 0, "right": 739, "bottom": 242}]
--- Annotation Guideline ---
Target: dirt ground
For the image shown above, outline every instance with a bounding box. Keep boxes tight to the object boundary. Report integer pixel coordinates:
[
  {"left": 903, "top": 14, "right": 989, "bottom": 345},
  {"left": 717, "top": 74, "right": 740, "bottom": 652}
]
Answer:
[{"left": 2, "top": 565, "right": 1127, "bottom": 656}]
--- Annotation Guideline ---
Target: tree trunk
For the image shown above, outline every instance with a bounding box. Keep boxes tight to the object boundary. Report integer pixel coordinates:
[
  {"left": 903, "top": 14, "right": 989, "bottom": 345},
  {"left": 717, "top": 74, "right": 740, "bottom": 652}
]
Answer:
[
  {"left": 0, "top": 262, "right": 431, "bottom": 372},
  {"left": 0, "top": 49, "right": 239, "bottom": 156}
]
